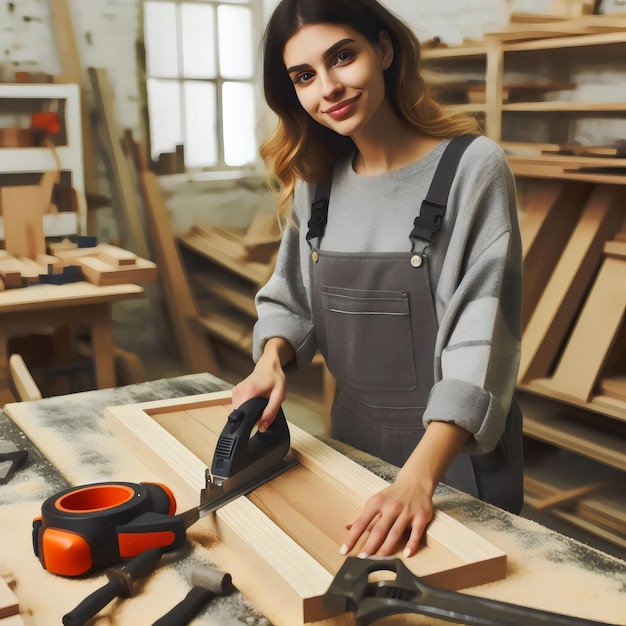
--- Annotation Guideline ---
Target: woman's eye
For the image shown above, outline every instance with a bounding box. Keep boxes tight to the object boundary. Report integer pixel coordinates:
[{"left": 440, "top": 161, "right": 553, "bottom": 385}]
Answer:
[
  {"left": 334, "top": 50, "right": 353, "bottom": 64},
  {"left": 295, "top": 71, "right": 314, "bottom": 84}
]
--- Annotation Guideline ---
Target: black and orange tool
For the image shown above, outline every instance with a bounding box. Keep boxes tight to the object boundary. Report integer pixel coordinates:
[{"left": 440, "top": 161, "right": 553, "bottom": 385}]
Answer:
[
  {"left": 32, "top": 481, "right": 181, "bottom": 577},
  {"left": 33, "top": 398, "right": 296, "bottom": 578}
]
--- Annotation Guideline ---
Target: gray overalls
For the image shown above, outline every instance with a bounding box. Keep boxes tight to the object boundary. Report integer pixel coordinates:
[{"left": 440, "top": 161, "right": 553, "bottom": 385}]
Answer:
[{"left": 306, "top": 136, "right": 524, "bottom": 514}]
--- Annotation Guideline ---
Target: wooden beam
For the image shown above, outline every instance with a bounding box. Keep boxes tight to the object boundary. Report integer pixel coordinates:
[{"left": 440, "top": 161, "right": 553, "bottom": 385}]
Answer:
[
  {"left": 517, "top": 178, "right": 590, "bottom": 328},
  {"left": 8, "top": 354, "right": 42, "bottom": 401},
  {"left": 519, "top": 184, "right": 625, "bottom": 383},
  {"left": 127, "top": 140, "right": 220, "bottom": 375},
  {"left": 533, "top": 254, "right": 626, "bottom": 403},
  {"left": 105, "top": 392, "right": 506, "bottom": 626},
  {"left": 0, "top": 572, "right": 19, "bottom": 619},
  {"left": 47, "top": 0, "right": 99, "bottom": 199},
  {"left": 87, "top": 67, "right": 150, "bottom": 260}
]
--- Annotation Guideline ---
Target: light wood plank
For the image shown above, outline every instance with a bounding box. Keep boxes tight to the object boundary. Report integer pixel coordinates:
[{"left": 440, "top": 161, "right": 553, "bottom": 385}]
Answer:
[
  {"left": 0, "top": 574, "right": 19, "bottom": 619},
  {"left": 516, "top": 178, "right": 589, "bottom": 328},
  {"left": 104, "top": 392, "right": 506, "bottom": 626},
  {"left": 536, "top": 255, "right": 626, "bottom": 402},
  {"left": 519, "top": 185, "right": 625, "bottom": 383},
  {"left": 78, "top": 255, "right": 156, "bottom": 286},
  {"left": 48, "top": 0, "right": 99, "bottom": 198},
  {"left": 8, "top": 354, "right": 42, "bottom": 401},
  {"left": 88, "top": 67, "right": 149, "bottom": 259}
]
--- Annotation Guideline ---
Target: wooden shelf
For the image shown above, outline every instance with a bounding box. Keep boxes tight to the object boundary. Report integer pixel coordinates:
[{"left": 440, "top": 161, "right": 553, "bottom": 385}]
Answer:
[
  {"left": 190, "top": 271, "right": 257, "bottom": 318},
  {"left": 518, "top": 390, "right": 626, "bottom": 471},
  {"left": 423, "top": 44, "right": 488, "bottom": 60},
  {"left": 177, "top": 229, "right": 271, "bottom": 288},
  {"left": 502, "top": 101, "right": 626, "bottom": 112},
  {"left": 0, "top": 83, "right": 86, "bottom": 238},
  {"left": 503, "top": 30, "right": 626, "bottom": 53},
  {"left": 410, "top": 20, "right": 626, "bottom": 550}
]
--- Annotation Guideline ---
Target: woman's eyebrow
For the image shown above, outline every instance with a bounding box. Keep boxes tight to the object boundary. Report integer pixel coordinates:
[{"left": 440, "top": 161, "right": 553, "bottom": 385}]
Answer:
[{"left": 286, "top": 38, "right": 356, "bottom": 75}]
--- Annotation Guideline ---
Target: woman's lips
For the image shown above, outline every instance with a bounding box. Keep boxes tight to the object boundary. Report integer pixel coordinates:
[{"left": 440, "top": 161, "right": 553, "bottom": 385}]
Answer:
[{"left": 324, "top": 95, "right": 360, "bottom": 121}]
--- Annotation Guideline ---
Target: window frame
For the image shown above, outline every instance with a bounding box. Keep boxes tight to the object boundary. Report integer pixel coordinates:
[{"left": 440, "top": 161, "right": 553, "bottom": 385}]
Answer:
[{"left": 141, "top": 0, "right": 265, "bottom": 178}]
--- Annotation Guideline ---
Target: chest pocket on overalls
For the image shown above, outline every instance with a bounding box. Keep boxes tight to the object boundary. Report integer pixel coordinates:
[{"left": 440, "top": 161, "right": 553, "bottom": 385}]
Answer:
[{"left": 321, "top": 285, "right": 417, "bottom": 393}]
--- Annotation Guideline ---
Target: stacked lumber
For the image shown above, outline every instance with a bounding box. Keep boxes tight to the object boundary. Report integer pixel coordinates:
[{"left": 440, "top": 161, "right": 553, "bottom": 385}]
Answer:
[
  {"left": 516, "top": 179, "right": 626, "bottom": 547},
  {"left": 53, "top": 241, "right": 157, "bottom": 286},
  {"left": 525, "top": 225, "right": 626, "bottom": 410},
  {"left": 524, "top": 449, "right": 626, "bottom": 548},
  {"left": 0, "top": 242, "right": 156, "bottom": 289},
  {"left": 177, "top": 215, "right": 280, "bottom": 357}
]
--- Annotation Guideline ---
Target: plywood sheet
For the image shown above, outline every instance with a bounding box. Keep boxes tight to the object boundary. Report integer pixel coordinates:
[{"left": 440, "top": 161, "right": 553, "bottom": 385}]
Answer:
[{"left": 104, "top": 392, "right": 506, "bottom": 625}]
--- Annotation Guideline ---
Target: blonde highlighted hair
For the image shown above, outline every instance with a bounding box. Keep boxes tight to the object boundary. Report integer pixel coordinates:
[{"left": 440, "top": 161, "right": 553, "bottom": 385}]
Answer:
[{"left": 261, "top": 0, "right": 481, "bottom": 220}]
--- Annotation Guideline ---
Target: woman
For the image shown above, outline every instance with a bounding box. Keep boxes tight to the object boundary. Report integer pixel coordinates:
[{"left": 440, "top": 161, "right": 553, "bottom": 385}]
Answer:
[{"left": 232, "top": 0, "right": 524, "bottom": 559}]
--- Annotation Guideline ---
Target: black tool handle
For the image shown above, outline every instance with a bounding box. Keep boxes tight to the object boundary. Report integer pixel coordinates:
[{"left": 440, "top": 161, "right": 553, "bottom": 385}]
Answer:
[
  {"left": 211, "top": 397, "right": 290, "bottom": 479},
  {"left": 152, "top": 587, "right": 217, "bottom": 626},
  {"left": 62, "top": 548, "right": 163, "bottom": 626}
]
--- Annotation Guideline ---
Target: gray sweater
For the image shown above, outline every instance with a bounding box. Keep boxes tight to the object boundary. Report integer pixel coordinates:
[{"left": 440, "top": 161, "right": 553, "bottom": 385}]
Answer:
[{"left": 253, "top": 136, "right": 522, "bottom": 455}]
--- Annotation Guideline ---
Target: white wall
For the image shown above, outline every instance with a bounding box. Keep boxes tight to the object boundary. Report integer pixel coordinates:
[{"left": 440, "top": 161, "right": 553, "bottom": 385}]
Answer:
[
  {"left": 0, "top": 0, "right": 533, "bottom": 156},
  {"left": 0, "top": 0, "right": 622, "bottom": 237}
]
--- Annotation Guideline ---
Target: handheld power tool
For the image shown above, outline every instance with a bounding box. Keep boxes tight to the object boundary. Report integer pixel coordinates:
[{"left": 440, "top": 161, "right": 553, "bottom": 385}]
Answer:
[{"left": 32, "top": 397, "right": 297, "bottom": 577}]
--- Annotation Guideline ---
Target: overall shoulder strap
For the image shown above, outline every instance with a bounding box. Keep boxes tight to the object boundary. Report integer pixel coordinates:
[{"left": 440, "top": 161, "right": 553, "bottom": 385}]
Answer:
[
  {"left": 306, "top": 178, "right": 332, "bottom": 247},
  {"left": 410, "top": 134, "right": 479, "bottom": 246}
]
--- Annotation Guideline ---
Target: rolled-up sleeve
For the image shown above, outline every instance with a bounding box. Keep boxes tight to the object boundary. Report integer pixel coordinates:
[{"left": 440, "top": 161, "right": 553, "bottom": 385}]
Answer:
[{"left": 424, "top": 149, "right": 522, "bottom": 455}]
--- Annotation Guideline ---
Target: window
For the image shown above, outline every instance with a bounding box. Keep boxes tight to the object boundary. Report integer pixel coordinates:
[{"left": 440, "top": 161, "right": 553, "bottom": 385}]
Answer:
[{"left": 143, "top": 0, "right": 260, "bottom": 172}]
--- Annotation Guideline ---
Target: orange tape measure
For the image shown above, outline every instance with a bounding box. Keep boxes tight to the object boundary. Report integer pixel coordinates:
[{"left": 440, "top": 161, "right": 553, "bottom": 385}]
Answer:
[{"left": 32, "top": 481, "right": 185, "bottom": 577}]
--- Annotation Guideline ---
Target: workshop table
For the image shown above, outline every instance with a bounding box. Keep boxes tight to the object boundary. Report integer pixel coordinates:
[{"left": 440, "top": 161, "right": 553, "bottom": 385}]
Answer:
[
  {"left": 0, "top": 373, "right": 625, "bottom": 626},
  {"left": 0, "top": 281, "right": 144, "bottom": 401}
]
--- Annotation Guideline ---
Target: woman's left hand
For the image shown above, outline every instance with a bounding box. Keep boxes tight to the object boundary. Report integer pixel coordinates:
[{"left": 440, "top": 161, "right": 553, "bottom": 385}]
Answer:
[{"left": 339, "top": 475, "right": 434, "bottom": 558}]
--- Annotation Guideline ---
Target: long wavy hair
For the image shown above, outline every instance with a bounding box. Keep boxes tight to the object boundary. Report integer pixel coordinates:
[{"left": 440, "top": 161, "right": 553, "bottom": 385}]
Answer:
[{"left": 261, "top": 0, "right": 481, "bottom": 219}]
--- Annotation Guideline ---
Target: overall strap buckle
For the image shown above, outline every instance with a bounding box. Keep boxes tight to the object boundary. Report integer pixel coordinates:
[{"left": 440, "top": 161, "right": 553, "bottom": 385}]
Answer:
[
  {"left": 306, "top": 197, "right": 329, "bottom": 242},
  {"left": 410, "top": 198, "right": 446, "bottom": 243},
  {"left": 410, "top": 134, "right": 479, "bottom": 251}
]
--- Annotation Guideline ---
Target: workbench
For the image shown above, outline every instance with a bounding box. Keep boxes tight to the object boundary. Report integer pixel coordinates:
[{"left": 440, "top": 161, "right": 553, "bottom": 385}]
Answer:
[
  {"left": 0, "top": 373, "right": 624, "bottom": 625},
  {"left": 0, "top": 281, "right": 144, "bottom": 402}
]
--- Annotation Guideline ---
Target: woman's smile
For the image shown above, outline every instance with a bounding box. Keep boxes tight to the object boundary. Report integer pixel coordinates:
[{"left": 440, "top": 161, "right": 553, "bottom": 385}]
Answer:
[{"left": 324, "top": 95, "right": 361, "bottom": 120}]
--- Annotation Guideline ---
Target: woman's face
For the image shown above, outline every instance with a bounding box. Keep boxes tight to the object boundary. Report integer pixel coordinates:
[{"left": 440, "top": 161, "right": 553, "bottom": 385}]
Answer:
[{"left": 282, "top": 23, "right": 393, "bottom": 138}]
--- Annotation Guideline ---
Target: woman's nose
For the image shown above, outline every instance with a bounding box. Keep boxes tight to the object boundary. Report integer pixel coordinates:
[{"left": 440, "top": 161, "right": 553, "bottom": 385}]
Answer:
[{"left": 321, "top": 72, "right": 343, "bottom": 99}]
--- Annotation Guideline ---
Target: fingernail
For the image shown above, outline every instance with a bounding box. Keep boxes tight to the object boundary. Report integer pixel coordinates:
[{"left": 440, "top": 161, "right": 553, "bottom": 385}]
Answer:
[
  {"left": 339, "top": 544, "right": 348, "bottom": 555},
  {"left": 357, "top": 552, "right": 368, "bottom": 559},
  {"left": 403, "top": 547, "right": 411, "bottom": 558}
]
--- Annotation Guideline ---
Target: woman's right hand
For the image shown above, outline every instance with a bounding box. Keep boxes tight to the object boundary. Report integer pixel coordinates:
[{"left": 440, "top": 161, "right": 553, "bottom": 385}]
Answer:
[{"left": 231, "top": 338, "right": 293, "bottom": 432}]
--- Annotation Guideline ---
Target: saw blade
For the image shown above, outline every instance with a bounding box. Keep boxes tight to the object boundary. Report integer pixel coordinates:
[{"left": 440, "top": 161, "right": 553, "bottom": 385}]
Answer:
[
  {"left": 175, "top": 455, "right": 299, "bottom": 530},
  {"left": 199, "top": 455, "right": 298, "bottom": 517}
]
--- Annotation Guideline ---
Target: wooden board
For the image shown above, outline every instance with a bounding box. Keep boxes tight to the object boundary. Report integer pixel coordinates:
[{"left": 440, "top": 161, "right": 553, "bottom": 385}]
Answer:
[
  {"left": 0, "top": 574, "right": 18, "bottom": 619},
  {"left": 532, "top": 254, "right": 626, "bottom": 403},
  {"left": 88, "top": 67, "right": 150, "bottom": 260},
  {"left": 577, "top": 492, "right": 626, "bottom": 537},
  {"left": 104, "top": 392, "right": 507, "bottom": 625},
  {"left": 178, "top": 226, "right": 275, "bottom": 288},
  {"left": 519, "top": 184, "right": 626, "bottom": 383},
  {"left": 0, "top": 172, "right": 56, "bottom": 259},
  {"left": 48, "top": 0, "right": 99, "bottom": 197},
  {"left": 516, "top": 178, "right": 589, "bottom": 328},
  {"left": 78, "top": 254, "right": 156, "bottom": 286},
  {"left": 136, "top": 169, "right": 220, "bottom": 375}
]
